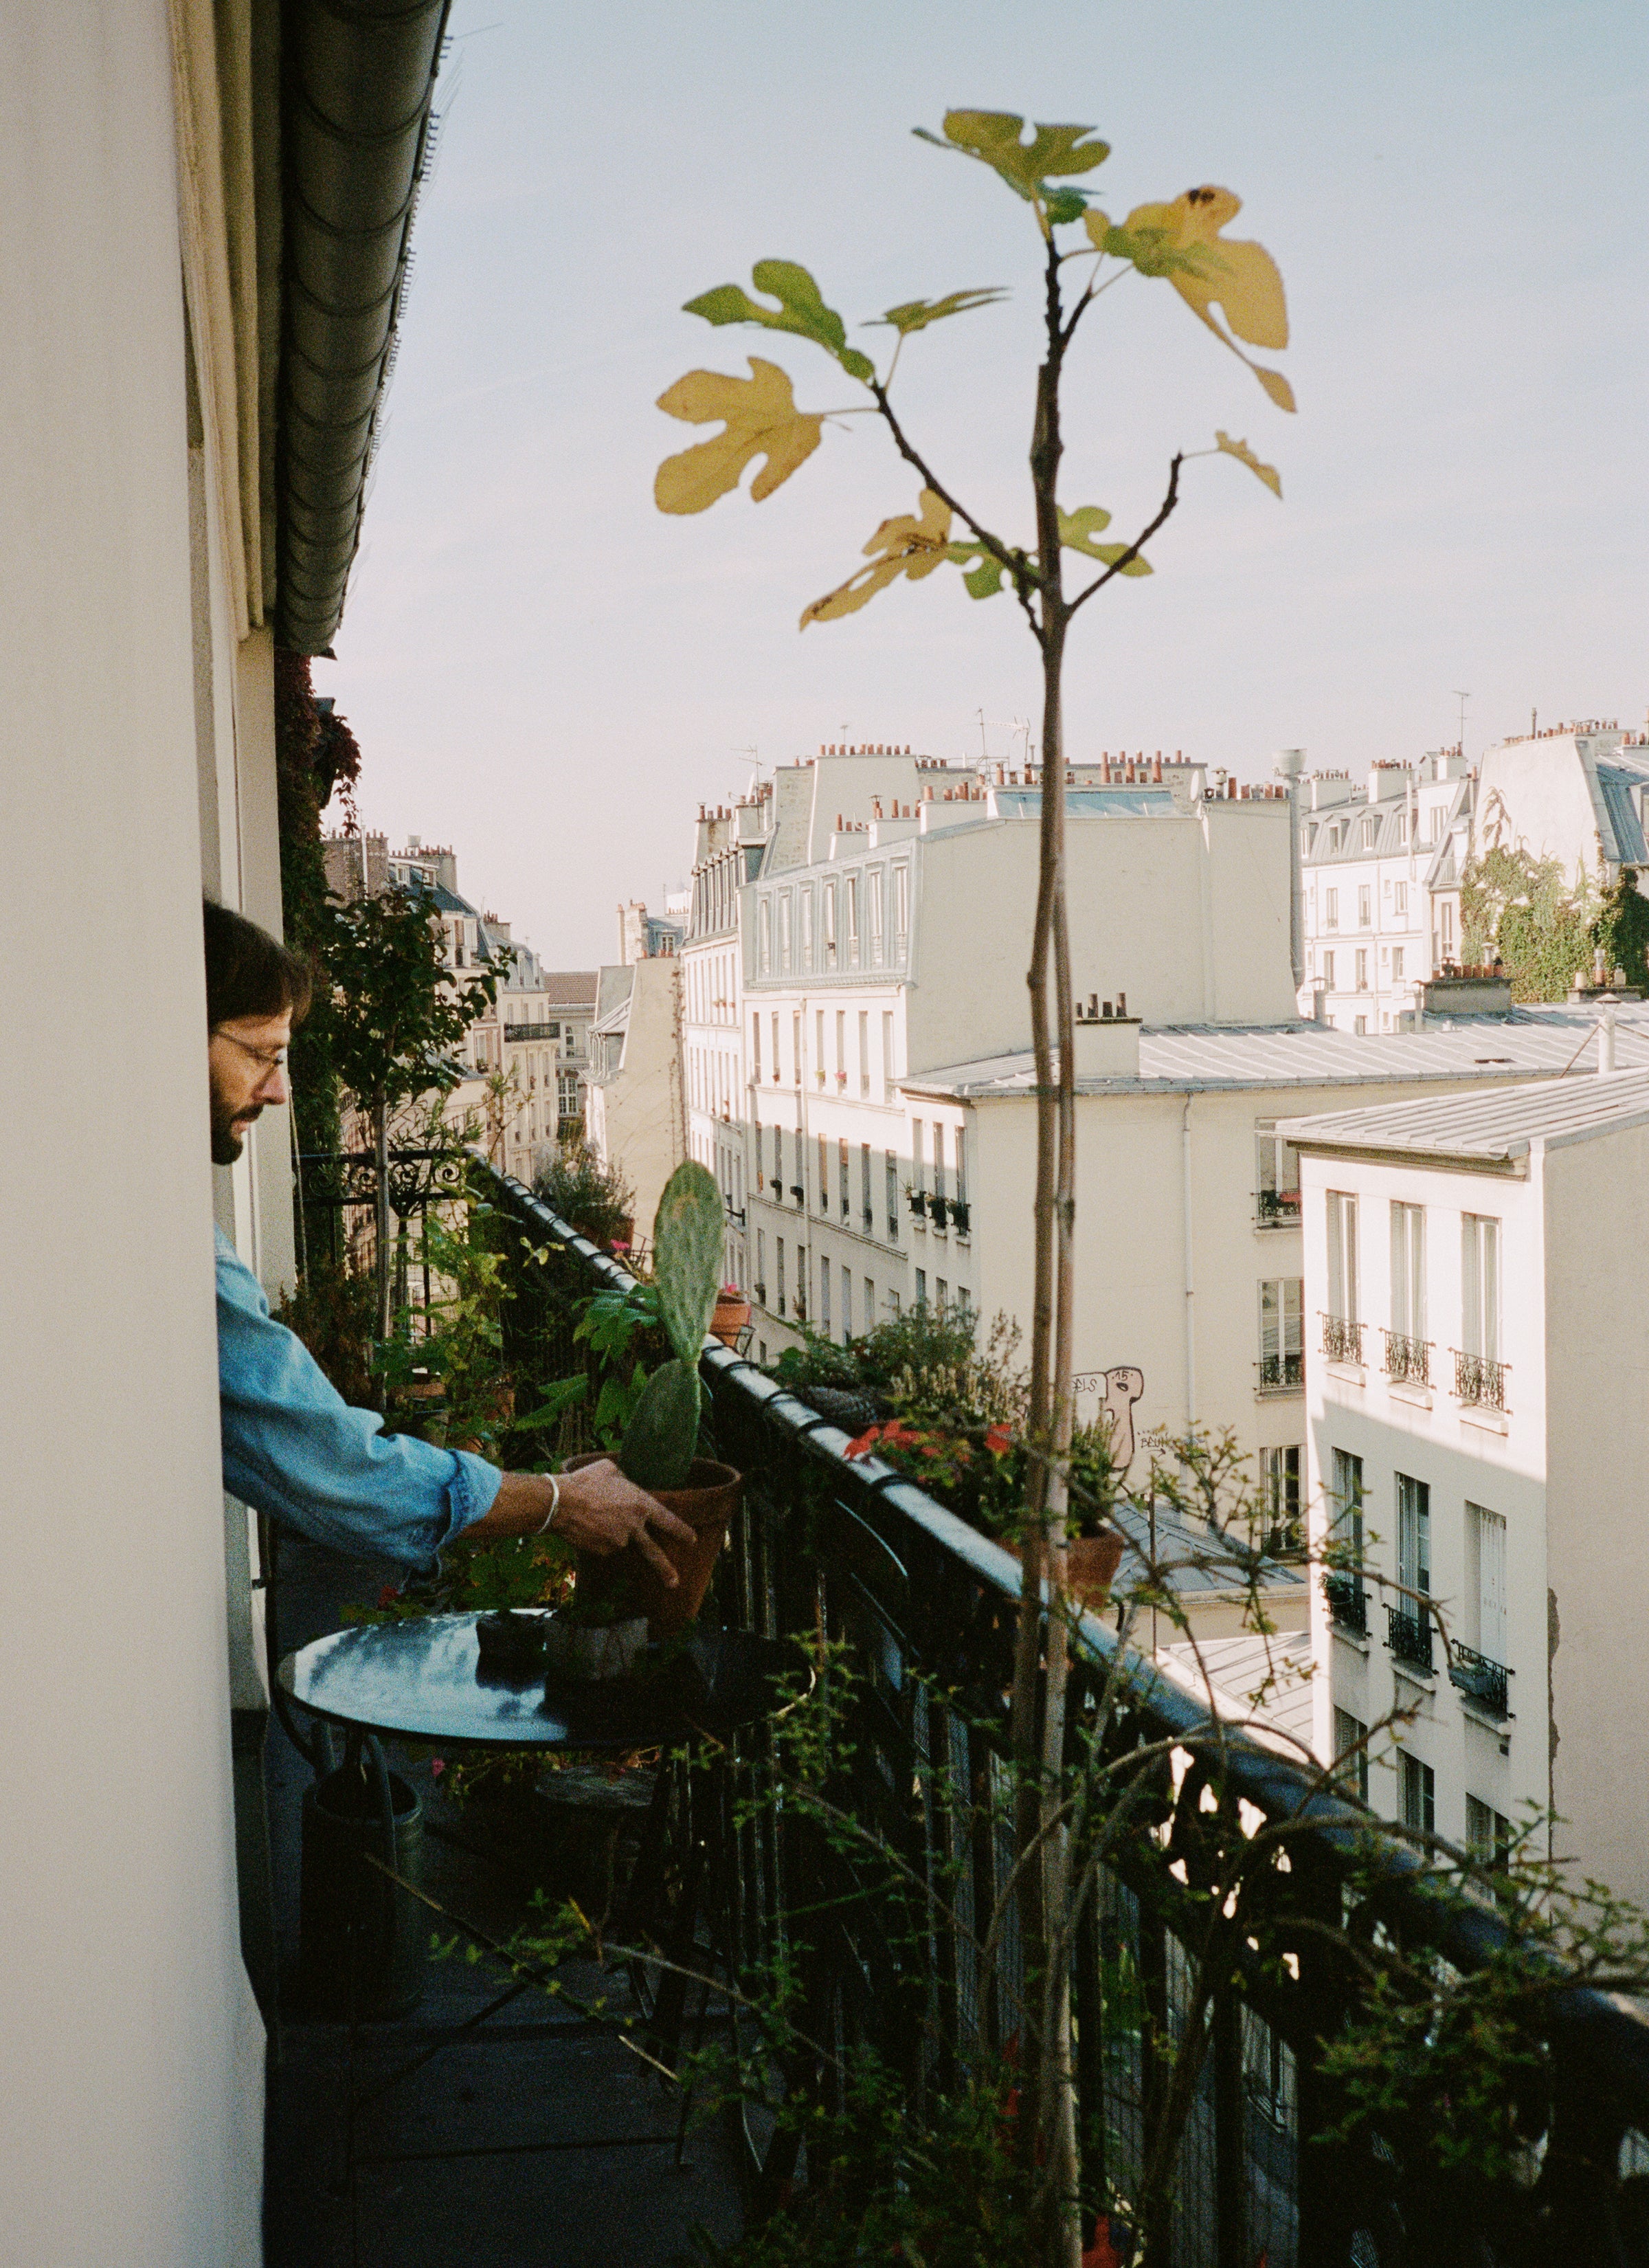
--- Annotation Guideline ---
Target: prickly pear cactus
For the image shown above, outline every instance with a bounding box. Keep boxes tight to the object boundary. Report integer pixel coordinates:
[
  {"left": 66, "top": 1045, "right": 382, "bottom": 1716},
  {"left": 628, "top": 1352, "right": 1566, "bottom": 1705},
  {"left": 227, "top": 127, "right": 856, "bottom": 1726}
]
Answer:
[{"left": 618, "top": 1160, "right": 724, "bottom": 1491}]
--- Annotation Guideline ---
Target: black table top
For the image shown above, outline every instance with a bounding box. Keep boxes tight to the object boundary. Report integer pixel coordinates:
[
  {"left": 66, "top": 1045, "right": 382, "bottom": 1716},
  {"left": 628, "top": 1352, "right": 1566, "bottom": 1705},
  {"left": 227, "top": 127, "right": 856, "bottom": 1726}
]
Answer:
[{"left": 278, "top": 1614, "right": 806, "bottom": 1751}]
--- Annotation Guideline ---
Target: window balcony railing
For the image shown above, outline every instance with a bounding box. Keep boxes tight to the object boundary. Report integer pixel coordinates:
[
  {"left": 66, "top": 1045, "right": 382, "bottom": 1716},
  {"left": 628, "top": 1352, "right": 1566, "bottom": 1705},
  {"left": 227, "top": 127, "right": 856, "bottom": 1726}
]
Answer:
[
  {"left": 1449, "top": 1644, "right": 1512, "bottom": 1719},
  {"left": 1255, "top": 1188, "right": 1301, "bottom": 1225},
  {"left": 1387, "top": 1603, "right": 1435, "bottom": 1675},
  {"left": 1383, "top": 1330, "right": 1431, "bottom": 1387},
  {"left": 468, "top": 1157, "right": 1649, "bottom": 2265},
  {"left": 1321, "top": 1313, "right": 1363, "bottom": 1364},
  {"left": 1257, "top": 1350, "right": 1304, "bottom": 1392},
  {"left": 1453, "top": 1348, "right": 1510, "bottom": 1412},
  {"left": 1324, "top": 1572, "right": 1369, "bottom": 1636}
]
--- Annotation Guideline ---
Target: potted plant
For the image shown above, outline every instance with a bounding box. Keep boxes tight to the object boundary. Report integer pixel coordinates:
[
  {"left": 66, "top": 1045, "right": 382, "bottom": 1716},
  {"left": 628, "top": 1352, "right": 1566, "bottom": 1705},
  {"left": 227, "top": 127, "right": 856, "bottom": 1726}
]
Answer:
[
  {"left": 710, "top": 1281, "right": 751, "bottom": 1346},
  {"left": 563, "top": 1159, "right": 742, "bottom": 1646}
]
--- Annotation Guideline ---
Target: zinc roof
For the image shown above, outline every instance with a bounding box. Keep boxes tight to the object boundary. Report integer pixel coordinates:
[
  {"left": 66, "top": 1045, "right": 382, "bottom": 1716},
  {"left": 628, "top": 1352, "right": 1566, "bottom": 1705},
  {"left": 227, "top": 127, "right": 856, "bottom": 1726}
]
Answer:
[
  {"left": 906, "top": 1003, "right": 1649, "bottom": 1099},
  {"left": 1278, "top": 1065, "right": 1649, "bottom": 1163}
]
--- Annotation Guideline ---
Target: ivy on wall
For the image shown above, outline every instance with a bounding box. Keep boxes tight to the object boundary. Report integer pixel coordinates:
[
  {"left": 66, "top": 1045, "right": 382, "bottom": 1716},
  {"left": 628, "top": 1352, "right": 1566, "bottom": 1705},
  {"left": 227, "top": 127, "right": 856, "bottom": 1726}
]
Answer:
[{"left": 1461, "top": 844, "right": 1649, "bottom": 1001}]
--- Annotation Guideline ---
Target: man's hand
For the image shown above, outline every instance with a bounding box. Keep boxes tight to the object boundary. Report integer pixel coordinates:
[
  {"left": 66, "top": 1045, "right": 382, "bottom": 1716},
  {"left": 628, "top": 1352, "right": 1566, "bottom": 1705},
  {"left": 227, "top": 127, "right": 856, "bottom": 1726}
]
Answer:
[{"left": 480, "top": 1463, "right": 695, "bottom": 1588}]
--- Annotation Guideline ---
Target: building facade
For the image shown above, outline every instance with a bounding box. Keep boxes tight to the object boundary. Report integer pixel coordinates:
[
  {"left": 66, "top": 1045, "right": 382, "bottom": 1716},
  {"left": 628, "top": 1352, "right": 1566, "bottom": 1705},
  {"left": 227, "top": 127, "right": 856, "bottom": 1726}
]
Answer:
[
  {"left": 1286, "top": 1071, "right": 1649, "bottom": 1911},
  {"left": 1298, "top": 751, "right": 1472, "bottom": 1032}
]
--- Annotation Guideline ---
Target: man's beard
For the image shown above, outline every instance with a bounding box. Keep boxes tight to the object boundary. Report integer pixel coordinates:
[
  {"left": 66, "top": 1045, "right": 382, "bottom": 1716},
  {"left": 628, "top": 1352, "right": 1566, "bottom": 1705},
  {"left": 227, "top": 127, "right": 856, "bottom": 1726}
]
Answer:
[{"left": 210, "top": 1085, "right": 259, "bottom": 1166}]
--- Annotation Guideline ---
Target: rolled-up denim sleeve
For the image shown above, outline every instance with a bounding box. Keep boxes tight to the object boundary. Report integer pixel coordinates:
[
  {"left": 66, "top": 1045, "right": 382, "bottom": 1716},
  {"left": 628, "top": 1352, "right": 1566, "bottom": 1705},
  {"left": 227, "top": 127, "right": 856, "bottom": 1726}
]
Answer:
[{"left": 215, "top": 1230, "right": 501, "bottom": 1568}]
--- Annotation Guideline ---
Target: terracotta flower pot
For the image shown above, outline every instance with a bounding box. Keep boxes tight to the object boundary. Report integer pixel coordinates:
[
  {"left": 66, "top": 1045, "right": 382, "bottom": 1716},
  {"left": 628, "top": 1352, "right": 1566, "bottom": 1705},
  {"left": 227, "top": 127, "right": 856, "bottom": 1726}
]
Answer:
[
  {"left": 1003, "top": 1526, "right": 1125, "bottom": 1614},
  {"left": 710, "top": 1296, "right": 751, "bottom": 1348},
  {"left": 563, "top": 1452, "right": 743, "bottom": 1639}
]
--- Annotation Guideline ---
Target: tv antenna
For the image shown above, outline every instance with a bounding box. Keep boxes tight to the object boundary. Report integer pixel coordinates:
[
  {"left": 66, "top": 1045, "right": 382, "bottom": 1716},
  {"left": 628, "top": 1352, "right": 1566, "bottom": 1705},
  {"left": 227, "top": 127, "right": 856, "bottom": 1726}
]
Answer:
[{"left": 1452, "top": 691, "right": 1469, "bottom": 756}]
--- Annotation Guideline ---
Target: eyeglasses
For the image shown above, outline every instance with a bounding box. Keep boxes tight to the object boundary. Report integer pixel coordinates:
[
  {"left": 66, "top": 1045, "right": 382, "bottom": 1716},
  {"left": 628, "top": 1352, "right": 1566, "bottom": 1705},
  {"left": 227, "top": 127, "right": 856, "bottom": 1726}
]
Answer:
[{"left": 215, "top": 1032, "right": 289, "bottom": 1073}]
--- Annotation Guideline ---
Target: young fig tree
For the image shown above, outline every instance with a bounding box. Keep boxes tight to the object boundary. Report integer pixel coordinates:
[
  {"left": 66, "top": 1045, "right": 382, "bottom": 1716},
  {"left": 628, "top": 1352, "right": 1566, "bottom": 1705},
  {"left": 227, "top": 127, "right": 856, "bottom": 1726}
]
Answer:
[
  {"left": 617, "top": 1159, "right": 726, "bottom": 1490},
  {"left": 653, "top": 109, "right": 1292, "bottom": 2265}
]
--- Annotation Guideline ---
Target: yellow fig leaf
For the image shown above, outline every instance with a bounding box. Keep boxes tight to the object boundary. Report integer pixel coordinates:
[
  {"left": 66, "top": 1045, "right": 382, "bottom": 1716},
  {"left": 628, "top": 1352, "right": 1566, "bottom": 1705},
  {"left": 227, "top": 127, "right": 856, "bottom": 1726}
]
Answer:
[
  {"left": 1090, "top": 188, "right": 1294, "bottom": 410},
  {"left": 801, "top": 488, "right": 954, "bottom": 628},
  {"left": 915, "top": 111, "right": 1109, "bottom": 204},
  {"left": 873, "top": 287, "right": 1008, "bottom": 335},
  {"left": 655, "top": 359, "right": 824, "bottom": 515},
  {"left": 1057, "top": 507, "right": 1152, "bottom": 577},
  {"left": 1215, "top": 431, "right": 1281, "bottom": 499}
]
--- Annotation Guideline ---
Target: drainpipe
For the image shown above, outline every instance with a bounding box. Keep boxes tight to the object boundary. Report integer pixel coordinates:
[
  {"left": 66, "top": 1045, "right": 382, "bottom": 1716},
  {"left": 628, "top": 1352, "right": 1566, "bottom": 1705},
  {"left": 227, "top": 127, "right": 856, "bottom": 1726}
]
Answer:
[
  {"left": 1181, "top": 1091, "right": 1197, "bottom": 1427},
  {"left": 277, "top": 0, "right": 454, "bottom": 653}
]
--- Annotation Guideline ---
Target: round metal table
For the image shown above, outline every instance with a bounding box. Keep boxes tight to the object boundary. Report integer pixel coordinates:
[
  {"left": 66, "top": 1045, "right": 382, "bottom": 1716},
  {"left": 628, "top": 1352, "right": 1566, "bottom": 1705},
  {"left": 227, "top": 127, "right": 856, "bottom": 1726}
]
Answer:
[{"left": 277, "top": 1612, "right": 804, "bottom": 1752}]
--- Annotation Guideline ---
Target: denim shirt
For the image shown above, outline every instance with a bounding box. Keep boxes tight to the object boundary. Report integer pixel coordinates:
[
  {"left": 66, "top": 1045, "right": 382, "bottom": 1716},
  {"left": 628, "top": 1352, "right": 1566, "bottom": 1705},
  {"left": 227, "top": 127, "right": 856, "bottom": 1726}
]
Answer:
[{"left": 215, "top": 1228, "right": 500, "bottom": 1568}]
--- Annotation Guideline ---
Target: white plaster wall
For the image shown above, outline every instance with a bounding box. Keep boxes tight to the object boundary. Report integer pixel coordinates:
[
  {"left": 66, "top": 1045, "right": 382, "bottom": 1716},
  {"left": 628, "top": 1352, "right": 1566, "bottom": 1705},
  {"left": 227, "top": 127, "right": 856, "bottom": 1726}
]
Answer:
[
  {"left": 1298, "top": 1148, "right": 1547, "bottom": 1854},
  {"left": 1542, "top": 1123, "right": 1649, "bottom": 1913},
  {"left": 589, "top": 958, "right": 684, "bottom": 1245},
  {"left": 1475, "top": 733, "right": 1618, "bottom": 883},
  {"left": 0, "top": 7, "right": 260, "bottom": 2260}
]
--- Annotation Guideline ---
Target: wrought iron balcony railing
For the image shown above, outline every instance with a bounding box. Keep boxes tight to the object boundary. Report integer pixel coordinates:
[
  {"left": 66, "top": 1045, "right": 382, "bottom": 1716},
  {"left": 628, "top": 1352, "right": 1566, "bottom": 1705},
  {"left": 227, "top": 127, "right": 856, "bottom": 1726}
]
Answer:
[
  {"left": 473, "top": 1157, "right": 1649, "bottom": 2265},
  {"left": 1321, "top": 1313, "right": 1364, "bottom": 1364},
  {"left": 1257, "top": 1350, "right": 1304, "bottom": 1391},
  {"left": 1383, "top": 1329, "right": 1431, "bottom": 1387},
  {"left": 1387, "top": 1602, "right": 1435, "bottom": 1674},
  {"left": 1449, "top": 1644, "right": 1512, "bottom": 1718},
  {"left": 1324, "top": 1572, "right": 1369, "bottom": 1636},
  {"left": 1453, "top": 1348, "right": 1510, "bottom": 1412}
]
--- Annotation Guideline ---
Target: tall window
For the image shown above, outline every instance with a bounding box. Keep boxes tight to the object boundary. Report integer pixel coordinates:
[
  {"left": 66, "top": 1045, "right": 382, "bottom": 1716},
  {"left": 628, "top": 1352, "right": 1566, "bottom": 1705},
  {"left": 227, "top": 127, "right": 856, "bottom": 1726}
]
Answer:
[
  {"left": 756, "top": 1227, "right": 765, "bottom": 1297},
  {"left": 1355, "top": 948, "right": 1369, "bottom": 990},
  {"left": 888, "top": 1287, "right": 901, "bottom": 1319},
  {"left": 838, "top": 1137, "right": 850, "bottom": 1218},
  {"left": 1323, "top": 948, "right": 1336, "bottom": 989},
  {"left": 1358, "top": 884, "right": 1371, "bottom": 927},
  {"left": 1331, "top": 1448, "right": 1365, "bottom": 1562},
  {"left": 915, "top": 1269, "right": 927, "bottom": 1306},
  {"left": 1327, "top": 1192, "right": 1359, "bottom": 1341},
  {"left": 882, "top": 1011, "right": 895, "bottom": 1091},
  {"left": 1397, "top": 1473, "right": 1431, "bottom": 1601},
  {"left": 1441, "top": 900, "right": 1455, "bottom": 956},
  {"left": 894, "top": 865, "right": 910, "bottom": 953},
  {"left": 954, "top": 1122, "right": 967, "bottom": 1210},
  {"left": 845, "top": 874, "right": 860, "bottom": 966},
  {"left": 1466, "top": 1796, "right": 1511, "bottom": 1869},
  {"left": 824, "top": 880, "right": 838, "bottom": 966},
  {"left": 759, "top": 899, "right": 772, "bottom": 974},
  {"left": 800, "top": 885, "right": 814, "bottom": 966},
  {"left": 1325, "top": 888, "right": 1338, "bottom": 931},
  {"left": 863, "top": 1278, "right": 875, "bottom": 1324},
  {"left": 860, "top": 1142, "right": 872, "bottom": 1225},
  {"left": 772, "top": 1123, "right": 783, "bottom": 1188},
  {"left": 1255, "top": 1122, "right": 1301, "bottom": 1223},
  {"left": 1461, "top": 1214, "right": 1500, "bottom": 1360},
  {"left": 1391, "top": 1203, "right": 1426, "bottom": 1342},
  {"left": 792, "top": 1013, "right": 800, "bottom": 1087},
  {"left": 778, "top": 893, "right": 792, "bottom": 973},
  {"left": 886, "top": 1148, "right": 899, "bottom": 1238},
  {"left": 1392, "top": 946, "right": 1404, "bottom": 979},
  {"left": 1260, "top": 1446, "right": 1301, "bottom": 1548},
  {"left": 1467, "top": 1502, "right": 1507, "bottom": 1660},
  {"left": 868, "top": 869, "right": 884, "bottom": 963},
  {"left": 841, "top": 1271, "right": 853, "bottom": 1342},
  {"left": 1393, "top": 881, "right": 1408, "bottom": 916},
  {"left": 818, "top": 1133, "right": 829, "bottom": 1211},
  {"left": 1259, "top": 1278, "right": 1304, "bottom": 1388},
  {"left": 835, "top": 1010, "right": 846, "bottom": 1082},
  {"left": 1400, "top": 1753, "right": 1435, "bottom": 1836},
  {"left": 771, "top": 1012, "right": 780, "bottom": 1084},
  {"left": 932, "top": 1124, "right": 947, "bottom": 1202},
  {"left": 858, "top": 1010, "right": 870, "bottom": 1095},
  {"left": 1333, "top": 1707, "right": 1370, "bottom": 1802},
  {"left": 816, "top": 1008, "right": 825, "bottom": 1083},
  {"left": 911, "top": 1120, "right": 925, "bottom": 1195},
  {"left": 819, "top": 1256, "right": 831, "bottom": 1334},
  {"left": 776, "top": 1237, "right": 786, "bottom": 1315}
]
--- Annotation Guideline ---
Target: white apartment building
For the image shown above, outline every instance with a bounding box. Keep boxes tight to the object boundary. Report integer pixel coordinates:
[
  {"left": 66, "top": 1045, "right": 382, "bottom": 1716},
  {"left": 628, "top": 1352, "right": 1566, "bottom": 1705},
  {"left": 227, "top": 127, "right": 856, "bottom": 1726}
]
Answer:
[
  {"left": 1285, "top": 1071, "right": 1649, "bottom": 1911},
  {"left": 587, "top": 954, "right": 687, "bottom": 1250},
  {"left": 1474, "top": 718, "right": 1649, "bottom": 891},
  {"left": 683, "top": 798, "right": 770, "bottom": 1289},
  {"left": 1299, "top": 750, "right": 1472, "bottom": 1033}
]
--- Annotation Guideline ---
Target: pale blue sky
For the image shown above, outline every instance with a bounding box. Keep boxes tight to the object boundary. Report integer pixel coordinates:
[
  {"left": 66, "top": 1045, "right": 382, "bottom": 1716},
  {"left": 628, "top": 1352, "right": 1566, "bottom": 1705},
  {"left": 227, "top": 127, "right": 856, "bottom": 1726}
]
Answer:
[{"left": 316, "top": 1, "right": 1648, "bottom": 968}]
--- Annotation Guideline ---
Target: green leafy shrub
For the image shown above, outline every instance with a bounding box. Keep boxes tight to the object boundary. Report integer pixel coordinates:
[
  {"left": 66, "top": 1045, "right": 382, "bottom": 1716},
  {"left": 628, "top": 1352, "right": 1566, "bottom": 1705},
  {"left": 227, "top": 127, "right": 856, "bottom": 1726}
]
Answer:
[{"left": 532, "top": 1139, "right": 635, "bottom": 1251}]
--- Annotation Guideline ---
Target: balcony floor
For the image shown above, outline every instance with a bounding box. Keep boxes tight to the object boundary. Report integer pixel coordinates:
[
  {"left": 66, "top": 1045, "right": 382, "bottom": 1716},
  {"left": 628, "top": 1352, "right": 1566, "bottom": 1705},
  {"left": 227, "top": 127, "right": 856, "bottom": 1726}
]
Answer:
[{"left": 262, "top": 1539, "right": 745, "bottom": 2268}]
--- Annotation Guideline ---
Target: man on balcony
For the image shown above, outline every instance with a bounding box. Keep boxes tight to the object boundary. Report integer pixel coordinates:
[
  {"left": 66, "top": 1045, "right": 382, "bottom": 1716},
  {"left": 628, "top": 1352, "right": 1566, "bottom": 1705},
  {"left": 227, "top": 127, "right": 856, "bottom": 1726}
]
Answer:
[{"left": 204, "top": 900, "right": 689, "bottom": 1580}]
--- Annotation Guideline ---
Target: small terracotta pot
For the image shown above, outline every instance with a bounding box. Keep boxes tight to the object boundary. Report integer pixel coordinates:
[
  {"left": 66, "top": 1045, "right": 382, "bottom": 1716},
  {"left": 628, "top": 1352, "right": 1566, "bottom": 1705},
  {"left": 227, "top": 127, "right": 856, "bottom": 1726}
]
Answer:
[
  {"left": 563, "top": 1453, "right": 743, "bottom": 1639},
  {"left": 710, "top": 1296, "right": 751, "bottom": 1348},
  {"left": 1002, "top": 1526, "right": 1125, "bottom": 1614}
]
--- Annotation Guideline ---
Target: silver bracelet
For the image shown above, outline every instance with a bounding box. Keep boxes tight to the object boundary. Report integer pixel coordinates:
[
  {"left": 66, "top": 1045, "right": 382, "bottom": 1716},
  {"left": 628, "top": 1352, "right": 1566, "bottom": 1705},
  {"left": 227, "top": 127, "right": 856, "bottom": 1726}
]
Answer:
[{"left": 535, "top": 1472, "right": 562, "bottom": 1535}]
